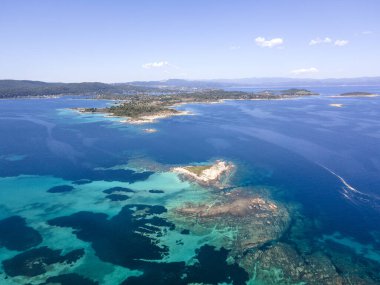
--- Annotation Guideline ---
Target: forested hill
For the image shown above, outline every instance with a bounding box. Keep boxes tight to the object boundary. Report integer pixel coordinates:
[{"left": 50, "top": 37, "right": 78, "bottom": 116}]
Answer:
[{"left": 0, "top": 80, "right": 120, "bottom": 98}]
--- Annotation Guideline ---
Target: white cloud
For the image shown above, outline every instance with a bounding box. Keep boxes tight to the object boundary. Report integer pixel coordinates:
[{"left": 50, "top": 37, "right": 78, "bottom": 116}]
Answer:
[
  {"left": 255, "top": 37, "right": 284, "bottom": 48},
  {"left": 291, "top": 67, "right": 319, "bottom": 75},
  {"left": 309, "top": 37, "right": 349, "bottom": 47},
  {"left": 142, "top": 61, "right": 169, "bottom": 69},
  {"left": 309, "top": 37, "right": 332, "bottom": 45},
  {"left": 334, "top": 39, "right": 349, "bottom": 46},
  {"left": 362, "top": 31, "right": 373, "bottom": 35}
]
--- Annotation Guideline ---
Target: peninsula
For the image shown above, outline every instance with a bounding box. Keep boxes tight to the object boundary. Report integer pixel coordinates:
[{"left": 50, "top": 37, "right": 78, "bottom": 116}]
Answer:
[{"left": 77, "top": 88, "right": 317, "bottom": 124}]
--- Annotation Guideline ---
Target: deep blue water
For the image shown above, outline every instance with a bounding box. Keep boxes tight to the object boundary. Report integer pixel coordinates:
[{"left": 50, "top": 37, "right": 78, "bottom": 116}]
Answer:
[{"left": 0, "top": 87, "right": 380, "bottom": 284}]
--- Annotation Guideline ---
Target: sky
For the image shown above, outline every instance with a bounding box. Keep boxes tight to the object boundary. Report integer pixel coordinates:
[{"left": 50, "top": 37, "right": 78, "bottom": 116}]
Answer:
[{"left": 0, "top": 0, "right": 379, "bottom": 82}]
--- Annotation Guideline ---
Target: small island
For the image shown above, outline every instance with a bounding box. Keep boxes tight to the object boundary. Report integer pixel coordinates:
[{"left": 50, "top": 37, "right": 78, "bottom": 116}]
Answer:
[
  {"left": 329, "top": 103, "right": 343, "bottom": 108},
  {"left": 339, "top": 91, "right": 379, "bottom": 97},
  {"left": 172, "top": 160, "right": 235, "bottom": 188},
  {"left": 142, "top": 128, "right": 158, "bottom": 133}
]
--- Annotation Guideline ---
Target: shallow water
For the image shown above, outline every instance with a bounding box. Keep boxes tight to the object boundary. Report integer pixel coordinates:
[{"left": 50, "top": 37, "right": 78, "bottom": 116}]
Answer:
[{"left": 0, "top": 87, "right": 380, "bottom": 284}]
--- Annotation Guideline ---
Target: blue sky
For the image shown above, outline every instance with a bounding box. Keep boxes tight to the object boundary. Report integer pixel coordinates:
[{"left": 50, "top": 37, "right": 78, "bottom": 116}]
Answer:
[{"left": 0, "top": 0, "right": 379, "bottom": 82}]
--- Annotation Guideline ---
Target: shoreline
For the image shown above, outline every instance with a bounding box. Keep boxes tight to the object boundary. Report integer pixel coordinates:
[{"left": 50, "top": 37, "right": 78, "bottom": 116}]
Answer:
[
  {"left": 68, "top": 89, "right": 318, "bottom": 125},
  {"left": 171, "top": 160, "right": 235, "bottom": 188},
  {"left": 121, "top": 110, "right": 191, "bottom": 124},
  {"left": 70, "top": 107, "right": 191, "bottom": 125}
]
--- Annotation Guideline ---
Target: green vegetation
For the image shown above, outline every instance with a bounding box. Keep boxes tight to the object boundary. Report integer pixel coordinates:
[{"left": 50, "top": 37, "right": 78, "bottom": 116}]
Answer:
[
  {"left": 184, "top": 165, "right": 212, "bottom": 176},
  {"left": 340, "top": 91, "right": 375, "bottom": 96},
  {"left": 0, "top": 80, "right": 171, "bottom": 98},
  {"left": 0, "top": 79, "right": 318, "bottom": 100},
  {"left": 83, "top": 88, "right": 318, "bottom": 118},
  {"left": 107, "top": 102, "right": 178, "bottom": 118},
  {"left": 0, "top": 80, "right": 318, "bottom": 120},
  {"left": 0, "top": 80, "right": 117, "bottom": 98},
  {"left": 280, "top": 89, "right": 317, "bottom": 96}
]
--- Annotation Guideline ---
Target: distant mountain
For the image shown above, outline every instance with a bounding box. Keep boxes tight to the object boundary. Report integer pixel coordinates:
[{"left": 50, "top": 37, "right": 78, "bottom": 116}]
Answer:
[
  {"left": 0, "top": 80, "right": 119, "bottom": 98},
  {"left": 127, "top": 77, "right": 380, "bottom": 88},
  {"left": 1, "top": 77, "right": 379, "bottom": 98},
  {"left": 128, "top": 79, "right": 227, "bottom": 88},
  {"left": 209, "top": 77, "right": 380, "bottom": 87},
  {"left": 0, "top": 80, "right": 162, "bottom": 98}
]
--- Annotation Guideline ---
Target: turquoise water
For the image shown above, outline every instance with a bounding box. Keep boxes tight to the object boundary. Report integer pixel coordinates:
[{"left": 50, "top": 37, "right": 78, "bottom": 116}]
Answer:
[{"left": 0, "top": 88, "right": 380, "bottom": 284}]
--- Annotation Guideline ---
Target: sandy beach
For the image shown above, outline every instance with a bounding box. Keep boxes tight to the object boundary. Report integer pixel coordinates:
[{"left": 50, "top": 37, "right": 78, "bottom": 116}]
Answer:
[{"left": 121, "top": 110, "right": 191, "bottom": 124}]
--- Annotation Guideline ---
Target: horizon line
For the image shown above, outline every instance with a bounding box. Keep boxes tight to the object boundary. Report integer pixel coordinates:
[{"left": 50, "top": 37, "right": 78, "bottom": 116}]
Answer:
[{"left": 1, "top": 76, "right": 380, "bottom": 84}]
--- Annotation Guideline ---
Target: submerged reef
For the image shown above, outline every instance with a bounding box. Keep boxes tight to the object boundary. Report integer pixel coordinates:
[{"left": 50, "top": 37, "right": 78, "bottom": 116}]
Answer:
[
  {"left": 47, "top": 204, "right": 250, "bottom": 284},
  {"left": 240, "top": 242, "right": 343, "bottom": 284},
  {"left": 169, "top": 160, "right": 289, "bottom": 256},
  {"left": 121, "top": 245, "right": 249, "bottom": 285},
  {"left": 103, "top": 187, "right": 135, "bottom": 201},
  {"left": 38, "top": 273, "right": 98, "bottom": 285},
  {"left": 47, "top": 185, "right": 74, "bottom": 193},
  {"left": 47, "top": 204, "right": 174, "bottom": 269},
  {"left": 72, "top": 179, "right": 92, "bottom": 185},
  {"left": 105, "top": 193, "right": 131, "bottom": 201},
  {"left": 240, "top": 241, "right": 380, "bottom": 285},
  {"left": 2, "top": 247, "right": 84, "bottom": 277},
  {"left": 102, "top": 186, "right": 135, "bottom": 194},
  {"left": 0, "top": 215, "right": 42, "bottom": 251},
  {"left": 172, "top": 188, "right": 290, "bottom": 256},
  {"left": 6, "top": 157, "right": 375, "bottom": 284},
  {"left": 149, "top": 189, "right": 165, "bottom": 194}
]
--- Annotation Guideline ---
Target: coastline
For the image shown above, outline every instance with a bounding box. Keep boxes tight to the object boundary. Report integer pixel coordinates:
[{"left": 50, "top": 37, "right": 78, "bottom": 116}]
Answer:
[
  {"left": 121, "top": 110, "right": 191, "bottom": 124},
  {"left": 67, "top": 88, "right": 318, "bottom": 125},
  {"left": 171, "top": 160, "right": 235, "bottom": 188},
  {"left": 70, "top": 107, "right": 191, "bottom": 125},
  {"left": 72, "top": 96, "right": 312, "bottom": 125}
]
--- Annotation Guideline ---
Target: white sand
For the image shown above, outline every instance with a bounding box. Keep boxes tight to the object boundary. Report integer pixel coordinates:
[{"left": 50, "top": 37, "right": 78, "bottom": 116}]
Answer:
[
  {"left": 172, "top": 160, "right": 234, "bottom": 185},
  {"left": 121, "top": 110, "right": 191, "bottom": 124}
]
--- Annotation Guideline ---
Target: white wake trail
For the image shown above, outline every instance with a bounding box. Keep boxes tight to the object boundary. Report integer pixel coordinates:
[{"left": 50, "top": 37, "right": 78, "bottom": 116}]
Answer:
[
  {"left": 320, "top": 165, "right": 363, "bottom": 194},
  {"left": 319, "top": 164, "right": 380, "bottom": 210}
]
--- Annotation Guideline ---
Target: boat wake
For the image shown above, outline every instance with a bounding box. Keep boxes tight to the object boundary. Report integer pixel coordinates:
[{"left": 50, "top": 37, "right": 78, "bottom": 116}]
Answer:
[{"left": 319, "top": 165, "right": 380, "bottom": 210}]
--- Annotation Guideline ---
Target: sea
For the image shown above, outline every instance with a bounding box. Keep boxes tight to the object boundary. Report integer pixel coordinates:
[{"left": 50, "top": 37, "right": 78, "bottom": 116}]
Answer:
[{"left": 0, "top": 86, "right": 379, "bottom": 284}]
